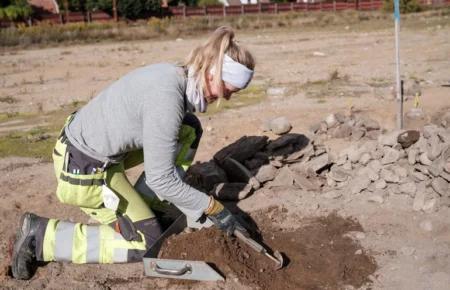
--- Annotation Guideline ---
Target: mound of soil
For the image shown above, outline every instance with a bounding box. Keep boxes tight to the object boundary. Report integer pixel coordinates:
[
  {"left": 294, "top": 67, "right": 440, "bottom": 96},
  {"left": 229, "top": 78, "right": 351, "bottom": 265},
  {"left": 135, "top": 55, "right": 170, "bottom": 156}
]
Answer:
[{"left": 159, "top": 214, "right": 377, "bottom": 289}]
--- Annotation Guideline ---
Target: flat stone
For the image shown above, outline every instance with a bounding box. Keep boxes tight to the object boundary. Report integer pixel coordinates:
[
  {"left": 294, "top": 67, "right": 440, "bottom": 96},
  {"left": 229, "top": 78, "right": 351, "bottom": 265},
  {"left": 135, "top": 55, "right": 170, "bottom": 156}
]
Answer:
[
  {"left": 427, "top": 136, "right": 442, "bottom": 161},
  {"left": 413, "top": 189, "right": 426, "bottom": 211},
  {"left": 349, "top": 175, "right": 371, "bottom": 194},
  {"left": 423, "top": 198, "right": 438, "bottom": 213},
  {"left": 365, "top": 130, "right": 381, "bottom": 140},
  {"left": 399, "top": 182, "right": 417, "bottom": 196},
  {"left": 269, "top": 166, "right": 295, "bottom": 187},
  {"left": 293, "top": 173, "right": 322, "bottom": 191},
  {"left": 374, "top": 179, "right": 387, "bottom": 189},
  {"left": 411, "top": 171, "right": 428, "bottom": 182},
  {"left": 437, "top": 130, "right": 450, "bottom": 143},
  {"left": 211, "top": 183, "right": 254, "bottom": 200},
  {"left": 419, "top": 220, "right": 433, "bottom": 232},
  {"left": 331, "top": 124, "right": 352, "bottom": 138},
  {"left": 328, "top": 167, "right": 350, "bottom": 182},
  {"left": 419, "top": 152, "right": 432, "bottom": 166},
  {"left": 335, "top": 112, "right": 346, "bottom": 123},
  {"left": 362, "top": 117, "right": 380, "bottom": 131},
  {"left": 408, "top": 148, "right": 418, "bottom": 165},
  {"left": 186, "top": 160, "right": 228, "bottom": 191},
  {"left": 270, "top": 160, "right": 283, "bottom": 168},
  {"left": 423, "top": 124, "right": 440, "bottom": 139},
  {"left": 440, "top": 170, "right": 450, "bottom": 182},
  {"left": 378, "top": 130, "right": 402, "bottom": 146},
  {"left": 220, "top": 158, "right": 260, "bottom": 189},
  {"left": 254, "top": 164, "right": 278, "bottom": 183},
  {"left": 368, "top": 159, "right": 382, "bottom": 173},
  {"left": 309, "top": 122, "right": 321, "bottom": 134},
  {"left": 324, "top": 190, "right": 343, "bottom": 199},
  {"left": 325, "top": 113, "right": 339, "bottom": 128},
  {"left": 358, "top": 167, "right": 379, "bottom": 181},
  {"left": 267, "top": 133, "right": 310, "bottom": 152},
  {"left": 306, "top": 153, "right": 330, "bottom": 173},
  {"left": 428, "top": 161, "right": 443, "bottom": 177},
  {"left": 214, "top": 136, "right": 268, "bottom": 165},
  {"left": 393, "top": 166, "right": 408, "bottom": 178},
  {"left": 359, "top": 140, "right": 378, "bottom": 154},
  {"left": 269, "top": 117, "right": 292, "bottom": 135},
  {"left": 381, "top": 169, "right": 400, "bottom": 183},
  {"left": 359, "top": 153, "right": 372, "bottom": 165},
  {"left": 266, "top": 87, "right": 286, "bottom": 97},
  {"left": 431, "top": 177, "right": 449, "bottom": 196},
  {"left": 381, "top": 147, "right": 400, "bottom": 165},
  {"left": 398, "top": 130, "right": 420, "bottom": 149},
  {"left": 351, "top": 127, "right": 366, "bottom": 141},
  {"left": 343, "top": 161, "right": 352, "bottom": 170},
  {"left": 368, "top": 194, "right": 384, "bottom": 203}
]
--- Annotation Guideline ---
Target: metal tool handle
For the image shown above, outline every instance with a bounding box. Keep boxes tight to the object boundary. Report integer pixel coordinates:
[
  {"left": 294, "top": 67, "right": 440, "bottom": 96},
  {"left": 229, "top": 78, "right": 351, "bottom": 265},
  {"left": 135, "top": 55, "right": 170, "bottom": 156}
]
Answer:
[
  {"left": 151, "top": 262, "right": 192, "bottom": 276},
  {"left": 234, "top": 230, "right": 265, "bottom": 254}
]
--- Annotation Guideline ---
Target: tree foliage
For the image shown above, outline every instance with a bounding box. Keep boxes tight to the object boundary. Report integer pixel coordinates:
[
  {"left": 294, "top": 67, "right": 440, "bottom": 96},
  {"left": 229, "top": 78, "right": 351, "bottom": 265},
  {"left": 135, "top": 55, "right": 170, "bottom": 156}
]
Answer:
[
  {"left": 383, "top": 0, "right": 422, "bottom": 13},
  {"left": 0, "top": 0, "right": 32, "bottom": 20},
  {"left": 197, "top": 0, "right": 221, "bottom": 6}
]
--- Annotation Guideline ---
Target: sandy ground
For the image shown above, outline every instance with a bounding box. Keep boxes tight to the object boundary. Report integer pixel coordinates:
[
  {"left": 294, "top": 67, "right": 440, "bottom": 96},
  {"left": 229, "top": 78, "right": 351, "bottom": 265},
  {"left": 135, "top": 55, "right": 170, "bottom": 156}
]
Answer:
[{"left": 0, "top": 12, "right": 450, "bottom": 289}]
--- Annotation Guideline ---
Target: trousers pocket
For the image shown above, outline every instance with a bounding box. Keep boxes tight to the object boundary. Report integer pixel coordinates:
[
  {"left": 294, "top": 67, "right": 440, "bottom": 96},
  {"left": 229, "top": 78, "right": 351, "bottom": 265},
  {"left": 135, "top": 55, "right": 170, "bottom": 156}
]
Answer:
[{"left": 56, "top": 171, "right": 105, "bottom": 208}]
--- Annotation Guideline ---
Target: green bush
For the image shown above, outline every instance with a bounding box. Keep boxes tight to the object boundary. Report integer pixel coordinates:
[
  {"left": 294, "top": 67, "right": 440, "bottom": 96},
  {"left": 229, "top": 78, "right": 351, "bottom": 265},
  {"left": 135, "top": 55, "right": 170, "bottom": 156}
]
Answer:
[
  {"left": 197, "top": 0, "right": 221, "bottom": 6},
  {"left": 0, "top": 0, "right": 32, "bottom": 21},
  {"left": 383, "top": 0, "right": 422, "bottom": 13}
]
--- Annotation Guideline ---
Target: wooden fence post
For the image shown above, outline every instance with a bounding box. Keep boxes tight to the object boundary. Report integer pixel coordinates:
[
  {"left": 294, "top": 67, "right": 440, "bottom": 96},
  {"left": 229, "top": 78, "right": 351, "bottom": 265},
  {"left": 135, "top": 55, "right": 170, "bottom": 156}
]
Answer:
[
  {"left": 333, "top": 0, "right": 336, "bottom": 12},
  {"left": 274, "top": 2, "right": 278, "bottom": 13},
  {"left": 183, "top": 5, "right": 186, "bottom": 19},
  {"left": 319, "top": 1, "right": 323, "bottom": 11},
  {"left": 306, "top": 2, "right": 308, "bottom": 11},
  {"left": 258, "top": 3, "right": 262, "bottom": 13},
  {"left": 241, "top": 4, "right": 244, "bottom": 15},
  {"left": 223, "top": 5, "right": 226, "bottom": 17},
  {"left": 290, "top": 2, "right": 294, "bottom": 11},
  {"left": 204, "top": 5, "right": 207, "bottom": 15}
]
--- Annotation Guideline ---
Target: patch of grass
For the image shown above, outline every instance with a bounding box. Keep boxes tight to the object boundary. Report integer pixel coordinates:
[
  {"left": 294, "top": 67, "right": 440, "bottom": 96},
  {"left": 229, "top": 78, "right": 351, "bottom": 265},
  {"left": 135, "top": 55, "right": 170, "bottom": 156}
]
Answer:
[
  {"left": 204, "top": 84, "right": 266, "bottom": 115},
  {"left": 0, "top": 128, "right": 56, "bottom": 161}
]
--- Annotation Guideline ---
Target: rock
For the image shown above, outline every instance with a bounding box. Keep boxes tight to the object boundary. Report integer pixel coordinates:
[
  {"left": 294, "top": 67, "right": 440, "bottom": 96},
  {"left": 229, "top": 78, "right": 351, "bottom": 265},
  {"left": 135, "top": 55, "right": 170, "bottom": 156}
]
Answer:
[
  {"left": 423, "top": 198, "right": 438, "bottom": 212},
  {"left": 343, "top": 161, "right": 352, "bottom": 170},
  {"left": 428, "top": 161, "right": 443, "bottom": 177},
  {"left": 413, "top": 190, "right": 426, "bottom": 211},
  {"left": 293, "top": 173, "right": 322, "bottom": 191},
  {"left": 325, "top": 114, "right": 339, "bottom": 128},
  {"left": 267, "top": 133, "right": 310, "bottom": 152},
  {"left": 393, "top": 166, "right": 408, "bottom": 178},
  {"left": 440, "top": 170, "right": 450, "bottom": 182},
  {"left": 266, "top": 87, "right": 286, "bottom": 97},
  {"left": 305, "top": 153, "right": 330, "bottom": 173},
  {"left": 358, "top": 167, "right": 379, "bottom": 181},
  {"left": 351, "top": 127, "right": 365, "bottom": 141},
  {"left": 419, "top": 220, "right": 433, "bottom": 232},
  {"left": 211, "top": 183, "right": 253, "bottom": 200},
  {"left": 365, "top": 130, "right": 381, "bottom": 140},
  {"left": 411, "top": 171, "right": 428, "bottom": 182},
  {"left": 186, "top": 161, "right": 228, "bottom": 191},
  {"left": 423, "top": 124, "right": 439, "bottom": 139},
  {"left": 254, "top": 164, "right": 278, "bottom": 183},
  {"left": 368, "top": 194, "right": 384, "bottom": 203},
  {"left": 245, "top": 156, "right": 269, "bottom": 171},
  {"left": 362, "top": 118, "right": 380, "bottom": 131},
  {"left": 359, "top": 153, "right": 372, "bottom": 165},
  {"left": 397, "top": 130, "right": 420, "bottom": 149},
  {"left": 378, "top": 130, "right": 402, "bottom": 147},
  {"left": 269, "top": 166, "right": 295, "bottom": 187},
  {"left": 331, "top": 124, "right": 352, "bottom": 138},
  {"left": 319, "top": 122, "right": 328, "bottom": 133},
  {"left": 328, "top": 167, "right": 350, "bottom": 182},
  {"left": 427, "top": 136, "right": 442, "bottom": 161},
  {"left": 380, "top": 169, "right": 400, "bottom": 183},
  {"left": 269, "top": 117, "right": 292, "bottom": 135},
  {"left": 381, "top": 147, "right": 400, "bottom": 165},
  {"left": 270, "top": 160, "right": 283, "bottom": 168},
  {"left": 399, "top": 182, "right": 417, "bottom": 196},
  {"left": 368, "top": 159, "right": 382, "bottom": 173},
  {"left": 445, "top": 160, "right": 450, "bottom": 173},
  {"left": 324, "top": 190, "right": 343, "bottom": 199},
  {"left": 335, "top": 112, "right": 346, "bottom": 123},
  {"left": 354, "top": 249, "right": 363, "bottom": 255},
  {"left": 349, "top": 175, "right": 371, "bottom": 194},
  {"left": 408, "top": 148, "right": 418, "bottom": 165},
  {"left": 419, "top": 152, "right": 432, "bottom": 166},
  {"left": 400, "top": 247, "right": 416, "bottom": 256},
  {"left": 214, "top": 136, "right": 268, "bottom": 165},
  {"left": 374, "top": 179, "right": 387, "bottom": 189},
  {"left": 431, "top": 177, "right": 449, "bottom": 196}
]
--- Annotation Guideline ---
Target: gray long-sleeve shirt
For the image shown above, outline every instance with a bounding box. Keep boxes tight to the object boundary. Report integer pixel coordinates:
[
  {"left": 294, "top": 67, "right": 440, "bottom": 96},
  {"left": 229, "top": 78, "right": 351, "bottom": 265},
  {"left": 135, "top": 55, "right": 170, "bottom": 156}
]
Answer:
[{"left": 65, "top": 63, "right": 209, "bottom": 220}]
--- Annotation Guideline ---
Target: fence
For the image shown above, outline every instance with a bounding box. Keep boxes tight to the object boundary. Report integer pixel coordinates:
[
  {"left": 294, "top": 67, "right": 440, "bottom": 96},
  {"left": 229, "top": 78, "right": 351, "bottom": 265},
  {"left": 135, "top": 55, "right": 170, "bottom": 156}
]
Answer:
[{"left": 2, "top": 0, "right": 449, "bottom": 26}]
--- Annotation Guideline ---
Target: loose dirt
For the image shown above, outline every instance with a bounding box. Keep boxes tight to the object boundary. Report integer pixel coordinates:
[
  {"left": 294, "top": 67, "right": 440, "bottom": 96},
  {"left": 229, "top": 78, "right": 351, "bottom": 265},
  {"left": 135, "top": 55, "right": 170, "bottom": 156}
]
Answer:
[{"left": 159, "top": 213, "right": 377, "bottom": 290}]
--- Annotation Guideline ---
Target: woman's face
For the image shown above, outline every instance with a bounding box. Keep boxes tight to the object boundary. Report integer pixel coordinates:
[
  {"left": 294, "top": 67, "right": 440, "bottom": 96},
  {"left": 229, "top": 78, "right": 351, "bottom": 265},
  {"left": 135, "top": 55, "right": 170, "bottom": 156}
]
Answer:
[{"left": 204, "top": 73, "right": 240, "bottom": 104}]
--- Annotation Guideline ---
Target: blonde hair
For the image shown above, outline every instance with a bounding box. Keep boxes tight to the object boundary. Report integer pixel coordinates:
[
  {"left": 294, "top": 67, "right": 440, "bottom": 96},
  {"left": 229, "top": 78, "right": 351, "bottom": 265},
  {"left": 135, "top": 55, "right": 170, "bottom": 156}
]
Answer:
[{"left": 185, "top": 26, "right": 255, "bottom": 98}]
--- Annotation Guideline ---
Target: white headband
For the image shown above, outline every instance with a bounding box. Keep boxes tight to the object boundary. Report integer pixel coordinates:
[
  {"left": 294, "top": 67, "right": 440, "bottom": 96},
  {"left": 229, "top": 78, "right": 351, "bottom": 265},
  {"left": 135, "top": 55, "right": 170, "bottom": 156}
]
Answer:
[{"left": 212, "top": 54, "right": 254, "bottom": 89}]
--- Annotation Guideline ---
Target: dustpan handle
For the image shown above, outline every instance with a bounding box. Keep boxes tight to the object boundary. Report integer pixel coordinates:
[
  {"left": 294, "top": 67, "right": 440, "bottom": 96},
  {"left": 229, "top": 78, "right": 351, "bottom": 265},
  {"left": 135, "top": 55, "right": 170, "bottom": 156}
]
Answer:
[{"left": 151, "top": 262, "right": 192, "bottom": 276}]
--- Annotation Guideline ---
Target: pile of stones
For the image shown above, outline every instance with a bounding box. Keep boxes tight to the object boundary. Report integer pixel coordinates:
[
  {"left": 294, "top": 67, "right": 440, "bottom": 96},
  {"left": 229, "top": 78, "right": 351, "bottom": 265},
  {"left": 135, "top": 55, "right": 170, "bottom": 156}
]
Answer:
[
  {"left": 186, "top": 115, "right": 449, "bottom": 213},
  {"left": 309, "top": 112, "right": 382, "bottom": 141},
  {"left": 324, "top": 123, "right": 450, "bottom": 211}
]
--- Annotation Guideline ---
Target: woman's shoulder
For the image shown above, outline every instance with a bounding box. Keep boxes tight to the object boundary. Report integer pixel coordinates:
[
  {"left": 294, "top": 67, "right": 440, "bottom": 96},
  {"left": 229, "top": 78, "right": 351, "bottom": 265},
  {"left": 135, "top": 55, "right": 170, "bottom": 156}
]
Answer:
[{"left": 125, "top": 63, "right": 185, "bottom": 85}]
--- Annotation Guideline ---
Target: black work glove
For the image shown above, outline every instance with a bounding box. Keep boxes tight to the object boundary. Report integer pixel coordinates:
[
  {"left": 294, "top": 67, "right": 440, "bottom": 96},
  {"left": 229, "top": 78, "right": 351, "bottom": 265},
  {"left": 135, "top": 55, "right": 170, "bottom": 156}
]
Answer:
[{"left": 205, "top": 197, "right": 248, "bottom": 236}]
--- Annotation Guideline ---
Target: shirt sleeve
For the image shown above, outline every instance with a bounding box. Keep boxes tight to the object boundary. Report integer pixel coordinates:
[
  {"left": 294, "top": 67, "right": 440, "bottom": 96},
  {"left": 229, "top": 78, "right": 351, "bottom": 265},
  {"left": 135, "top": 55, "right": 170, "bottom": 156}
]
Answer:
[{"left": 142, "top": 89, "right": 210, "bottom": 220}]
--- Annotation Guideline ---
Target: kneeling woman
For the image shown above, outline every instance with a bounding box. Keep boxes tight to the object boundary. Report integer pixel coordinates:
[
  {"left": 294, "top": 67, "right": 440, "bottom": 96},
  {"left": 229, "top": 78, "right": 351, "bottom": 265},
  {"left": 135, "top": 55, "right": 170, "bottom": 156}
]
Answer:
[{"left": 11, "top": 26, "right": 255, "bottom": 280}]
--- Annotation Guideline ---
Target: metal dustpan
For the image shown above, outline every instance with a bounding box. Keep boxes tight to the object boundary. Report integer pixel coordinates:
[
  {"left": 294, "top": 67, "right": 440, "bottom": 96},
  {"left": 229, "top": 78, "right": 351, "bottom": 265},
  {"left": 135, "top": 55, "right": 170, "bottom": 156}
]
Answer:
[{"left": 142, "top": 212, "right": 224, "bottom": 281}]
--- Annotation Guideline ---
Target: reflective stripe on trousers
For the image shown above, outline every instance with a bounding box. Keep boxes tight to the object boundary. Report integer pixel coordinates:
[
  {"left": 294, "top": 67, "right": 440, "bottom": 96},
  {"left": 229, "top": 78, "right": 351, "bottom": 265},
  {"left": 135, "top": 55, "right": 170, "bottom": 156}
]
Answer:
[{"left": 43, "top": 219, "right": 145, "bottom": 263}]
